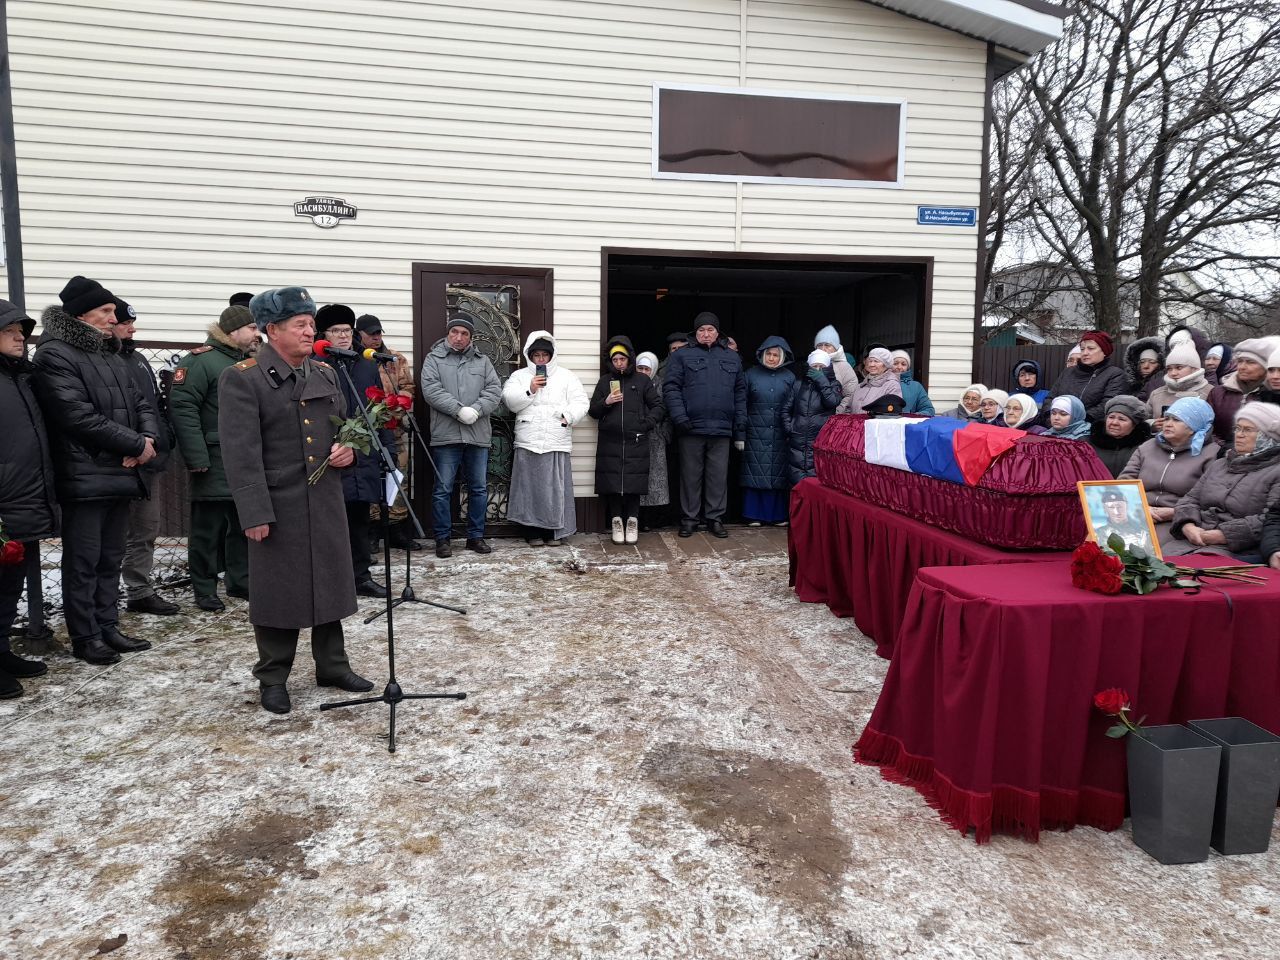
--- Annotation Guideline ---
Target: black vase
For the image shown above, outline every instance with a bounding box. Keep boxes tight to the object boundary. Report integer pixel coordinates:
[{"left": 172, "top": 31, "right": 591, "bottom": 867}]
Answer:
[
  {"left": 1187, "top": 718, "right": 1280, "bottom": 856},
  {"left": 1127, "top": 724, "right": 1222, "bottom": 865}
]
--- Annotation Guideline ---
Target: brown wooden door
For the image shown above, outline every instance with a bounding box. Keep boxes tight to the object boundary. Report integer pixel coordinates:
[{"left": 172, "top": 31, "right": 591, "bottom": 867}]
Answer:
[{"left": 411, "top": 263, "right": 554, "bottom": 536}]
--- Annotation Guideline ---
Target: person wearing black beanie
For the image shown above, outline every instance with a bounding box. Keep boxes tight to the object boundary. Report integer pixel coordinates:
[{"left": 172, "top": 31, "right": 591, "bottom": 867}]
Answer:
[
  {"left": 229, "top": 292, "right": 254, "bottom": 307},
  {"left": 32, "top": 281, "right": 161, "bottom": 665}
]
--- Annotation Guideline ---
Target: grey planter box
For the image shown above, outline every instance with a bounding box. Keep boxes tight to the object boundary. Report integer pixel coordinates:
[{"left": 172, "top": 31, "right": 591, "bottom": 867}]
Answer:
[
  {"left": 1187, "top": 718, "right": 1280, "bottom": 856},
  {"left": 1127, "top": 724, "right": 1222, "bottom": 865}
]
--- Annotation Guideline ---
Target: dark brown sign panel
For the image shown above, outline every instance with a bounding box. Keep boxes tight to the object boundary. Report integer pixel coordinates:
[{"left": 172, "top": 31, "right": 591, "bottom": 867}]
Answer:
[{"left": 657, "top": 88, "right": 902, "bottom": 184}]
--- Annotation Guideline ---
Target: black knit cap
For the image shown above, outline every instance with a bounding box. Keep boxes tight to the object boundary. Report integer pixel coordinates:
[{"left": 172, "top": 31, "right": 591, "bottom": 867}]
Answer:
[
  {"left": 666, "top": 331, "right": 689, "bottom": 345},
  {"left": 0, "top": 299, "right": 34, "bottom": 338},
  {"left": 315, "top": 303, "right": 357, "bottom": 337},
  {"left": 59, "top": 275, "right": 115, "bottom": 318},
  {"left": 113, "top": 297, "right": 137, "bottom": 325},
  {"left": 355, "top": 313, "right": 383, "bottom": 335},
  {"left": 229, "top": 291, "right": 254, "bottom": 307},
  {"left": 529, "top": 337, "right": 554, "bottom": 357},
  {"left": 218, "top": 304, "right": 254, "bottom": 334}
]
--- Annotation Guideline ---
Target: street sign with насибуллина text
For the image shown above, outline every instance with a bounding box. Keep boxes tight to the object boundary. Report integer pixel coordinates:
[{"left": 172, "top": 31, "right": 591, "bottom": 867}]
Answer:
[
  {"left": 294, "top": 196, "right": 358, "bottom": 229},
  {"left": 917, "top": 206, "right": 977, "bottom": 227}
]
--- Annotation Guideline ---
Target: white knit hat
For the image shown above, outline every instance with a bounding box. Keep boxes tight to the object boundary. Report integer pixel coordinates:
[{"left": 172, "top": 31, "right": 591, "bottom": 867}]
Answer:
[
  {"left": 1268, "top": 344, "right": 1280, "bottom": 370},
  {"left": 807, "top": 349, "right": 832, "bottom": 367},
  {"left": 867, "top": 347, "right": 893, "bottom": 368},
  {"left": 1164, "top": 341, "right": 1202, "bottom": 369},
  {"left": 890, "top": 349, "right": 912, "bottom": 367}
]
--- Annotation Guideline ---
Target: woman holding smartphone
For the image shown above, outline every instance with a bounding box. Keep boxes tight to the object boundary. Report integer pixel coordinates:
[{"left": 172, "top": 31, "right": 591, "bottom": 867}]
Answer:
[
  {"left": 502, "top": 330, "right": 589, "bottom": 546},
  {"left": 589, "top": 336, "right": 664, "bottom": 544}
]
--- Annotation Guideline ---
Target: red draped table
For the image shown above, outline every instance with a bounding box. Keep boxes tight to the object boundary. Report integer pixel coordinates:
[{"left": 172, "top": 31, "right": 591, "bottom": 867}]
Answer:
[
  {"left": 788, "top": 478, "right": 1064, "bottom": 657},
  {"left": 854, "top": 556, "right": 1280, "bottom": 843}
]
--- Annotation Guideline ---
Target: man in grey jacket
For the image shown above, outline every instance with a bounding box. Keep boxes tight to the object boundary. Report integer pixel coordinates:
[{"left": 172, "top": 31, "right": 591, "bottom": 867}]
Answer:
[{"left": 420, "top": 313, "right": 503, "bottom": 558}]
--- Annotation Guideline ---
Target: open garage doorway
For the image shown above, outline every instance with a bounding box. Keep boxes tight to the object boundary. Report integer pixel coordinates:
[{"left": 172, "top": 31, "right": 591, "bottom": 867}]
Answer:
[{"left": 602, "top": 249, "right": 933, "bottom": 375}]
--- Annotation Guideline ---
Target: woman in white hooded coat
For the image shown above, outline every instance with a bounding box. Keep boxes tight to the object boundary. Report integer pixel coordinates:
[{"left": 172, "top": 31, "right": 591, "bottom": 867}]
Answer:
[{"left": 502, "top": 330, "right": 589, "bottom": 545}]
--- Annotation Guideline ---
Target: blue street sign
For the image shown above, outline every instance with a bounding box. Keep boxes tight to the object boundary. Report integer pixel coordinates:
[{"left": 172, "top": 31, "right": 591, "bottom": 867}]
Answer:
[{"left": 917, "top": 206, "right": 978, "bottom": 227}]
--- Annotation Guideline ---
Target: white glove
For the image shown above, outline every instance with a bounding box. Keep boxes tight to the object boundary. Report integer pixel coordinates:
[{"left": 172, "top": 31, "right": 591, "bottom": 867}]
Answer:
[
  {"left": 456, "top": 406, "right": 480, "bottom": 425},
  {"left": 734, "top": 440, "right": 745, "bottom": 452}
]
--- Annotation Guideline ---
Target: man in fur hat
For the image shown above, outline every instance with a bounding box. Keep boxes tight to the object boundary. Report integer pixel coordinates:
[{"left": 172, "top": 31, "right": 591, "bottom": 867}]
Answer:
[
  {"left": 218, "top": 287, "right": 373, "bottom": 714},
  {"left": 32, "top": 276, "right": 159, "bottom": 665},
  {"left": 170, "top": 303, "right": 261, "bottom": 612}
]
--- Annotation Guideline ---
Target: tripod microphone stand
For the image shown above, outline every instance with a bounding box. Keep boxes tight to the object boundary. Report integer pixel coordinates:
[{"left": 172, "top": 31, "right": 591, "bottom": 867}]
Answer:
[
  {"left": 319, "top": 360, "right": 466, "bottom": 752},
  {"left": 365, "top": 409, "right": 465, "bottom": 624}
]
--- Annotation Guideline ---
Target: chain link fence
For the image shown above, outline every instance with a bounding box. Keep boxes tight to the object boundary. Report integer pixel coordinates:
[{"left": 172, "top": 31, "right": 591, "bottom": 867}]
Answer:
[{"left": 21, "top": 345, "right": 195, "bottom": 634}]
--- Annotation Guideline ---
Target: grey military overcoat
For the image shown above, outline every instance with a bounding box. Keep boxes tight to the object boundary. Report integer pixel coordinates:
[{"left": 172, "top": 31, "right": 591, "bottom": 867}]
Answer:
[{"left": 218, "top": 343, "right": 358, "bottom": 629}]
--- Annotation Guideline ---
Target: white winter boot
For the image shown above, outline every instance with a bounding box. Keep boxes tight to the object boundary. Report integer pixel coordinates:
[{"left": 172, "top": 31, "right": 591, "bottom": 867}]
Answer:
[
  {"left": 625, "top": 518, "right": 639, "bottom": 544},
  {"left": 611, "top": 517, "right": 625, "bottom": 544}
]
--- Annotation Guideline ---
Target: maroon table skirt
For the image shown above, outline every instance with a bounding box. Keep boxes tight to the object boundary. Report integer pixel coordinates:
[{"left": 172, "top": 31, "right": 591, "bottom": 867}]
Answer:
[
  {"left": 787, "top": 478, "right": 1064, "bottom": 657},
  {"left": 854, "top": 556, "right": 1280, "bottom": 843}
]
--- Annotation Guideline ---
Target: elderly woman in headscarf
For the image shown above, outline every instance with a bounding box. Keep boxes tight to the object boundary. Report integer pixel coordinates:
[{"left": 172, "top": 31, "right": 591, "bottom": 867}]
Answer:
[
  {"left": 1002, "top": 393, "right": 1040, "bottom": 431},
  {"left": 1044, "top": 395, "right": 1091, "bottom": 440},
  {"left": 1119, "top": 397, "right": 1220, "bottom": 545},
  {"left": 889, "top": 350, "right": 934, "bottom": 415},
  {"left": 844, "top": 347, "right": 901, "bottom": 415},
  {"left": 741, "top": 336, "right": 796, "bottom": 526},
  {"left": 1146, "top": 340, "right": 1214, "bottom": 423},
  {"left": 942, "top": 383, "right": 987, "bottom": 421},
  {"left": 634, "top": 351, "right": 671, "bottom": 530},
  {"left": 1046, "top": 331, "right": 1127, "bottom": 423},
  {"left": 1087, "top": 395, "right": 1152, "bottom": 477},
  {"left": 977, "top": 388, "right": 1009, "bottom": 426},
  {"left": 1168, "top": 403, "right": 1280, "bottom": 561},
  {"left": 1123, "top": 338, "right": 1165, "bottom": 401},
  {"left": 783, "top": 350, "right": 843, "bottom": 484},
  {"left": 1009, "top": 359, "right": 1049, "bottom": 405}
]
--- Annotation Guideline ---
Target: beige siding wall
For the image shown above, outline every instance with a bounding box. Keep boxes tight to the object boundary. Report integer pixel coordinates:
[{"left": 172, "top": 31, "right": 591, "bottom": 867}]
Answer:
[{"left": 2, "top": 0, "right": 987, "bottom": 490}]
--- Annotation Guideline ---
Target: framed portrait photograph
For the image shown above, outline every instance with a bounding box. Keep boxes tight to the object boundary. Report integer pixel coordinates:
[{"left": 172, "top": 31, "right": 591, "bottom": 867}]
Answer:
[{"left": 1077, "top": 479, "right": 1163, "bottom": 558}]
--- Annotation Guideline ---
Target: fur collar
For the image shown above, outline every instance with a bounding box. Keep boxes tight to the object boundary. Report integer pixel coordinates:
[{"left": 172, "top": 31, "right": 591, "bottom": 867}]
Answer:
[
  {"left": 40, "top": 305, "right": 111, "bottom": 354},
  {"left": 206, "top": 322, "right": 247, "bottom": 354}
]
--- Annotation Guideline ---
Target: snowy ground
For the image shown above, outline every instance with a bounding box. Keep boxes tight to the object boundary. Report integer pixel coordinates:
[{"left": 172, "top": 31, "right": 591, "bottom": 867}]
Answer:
[{"left": 1, "top": 529, "right": 1275, "bottom": 960}]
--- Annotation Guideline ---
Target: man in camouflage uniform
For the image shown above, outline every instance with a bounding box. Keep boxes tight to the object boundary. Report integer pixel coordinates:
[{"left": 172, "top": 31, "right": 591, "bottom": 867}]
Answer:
[
  {"left": 356, "top": 313, "right": 422, "bottom": 550},
  {"left": 170, "top": 304, "right": 259, "bottom": 612}
]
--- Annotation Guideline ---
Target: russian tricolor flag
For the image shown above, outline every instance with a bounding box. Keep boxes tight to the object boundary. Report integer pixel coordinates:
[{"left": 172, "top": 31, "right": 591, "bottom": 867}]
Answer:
[{"left": 865, "top": 418, "right": 1025, "bottom": 485}]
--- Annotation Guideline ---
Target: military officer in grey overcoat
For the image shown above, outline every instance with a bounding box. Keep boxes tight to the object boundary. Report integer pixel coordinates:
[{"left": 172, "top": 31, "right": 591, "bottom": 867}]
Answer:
[{"left": 218, "top": 286, "right": 373, "bottom": 715}]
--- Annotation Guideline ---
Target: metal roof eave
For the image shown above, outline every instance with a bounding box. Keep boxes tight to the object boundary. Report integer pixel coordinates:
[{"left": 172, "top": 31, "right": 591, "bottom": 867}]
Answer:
[{"left": 864, "top": 0, "right": 1068, "bottom": 58}]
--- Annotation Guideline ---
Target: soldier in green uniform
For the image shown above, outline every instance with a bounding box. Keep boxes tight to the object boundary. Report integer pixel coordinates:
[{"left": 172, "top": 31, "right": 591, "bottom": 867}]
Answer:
[
  {"left": 218, "top": 286, "right": 373, "bottom": 715},
  {"left": 170, "top": 304, "right": 260, "bottom": 611}
]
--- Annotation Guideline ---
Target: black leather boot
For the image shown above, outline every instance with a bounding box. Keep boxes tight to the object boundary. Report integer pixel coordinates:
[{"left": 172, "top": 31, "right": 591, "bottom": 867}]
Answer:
[
  {"left": 100, "top": 626, "right": 152, "bottom": 653},
  {"left": 72, "top": 637, "right": 122, "bottom": 665}
]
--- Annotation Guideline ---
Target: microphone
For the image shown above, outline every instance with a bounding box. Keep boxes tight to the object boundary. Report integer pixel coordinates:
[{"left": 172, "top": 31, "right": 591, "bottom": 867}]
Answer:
[
  {"left": 361, "top": 347, "right": 398, "bottom": 364},
  {"left": 313, "top": 339, "right": 360, "bottom": 360}
]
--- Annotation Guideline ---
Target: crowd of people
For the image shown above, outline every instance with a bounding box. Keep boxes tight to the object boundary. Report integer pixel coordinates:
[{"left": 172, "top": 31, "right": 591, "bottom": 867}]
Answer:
[{"left": 2, "top": 278, "right": 1279, "bottom": 706}]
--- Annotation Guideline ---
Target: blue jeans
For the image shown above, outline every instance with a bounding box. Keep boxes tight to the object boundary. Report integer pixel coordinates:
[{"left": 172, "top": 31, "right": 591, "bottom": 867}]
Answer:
[{"left": 431, "top": 443, "right": 489, "bottom": 540}]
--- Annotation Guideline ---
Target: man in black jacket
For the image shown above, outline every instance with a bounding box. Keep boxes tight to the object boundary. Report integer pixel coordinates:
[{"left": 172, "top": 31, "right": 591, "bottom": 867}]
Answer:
[
  {"left": 32, "top": 276, "right": 160, "bottom": 665},
  {"left": 0, "top": 300, "right": 59, "bottom": 698},
  {"left": 112, "top": 298, "right": 180, "bottom": 616},
  {"left": 661, "top": 311, "right": 747, "bottom": 539}
]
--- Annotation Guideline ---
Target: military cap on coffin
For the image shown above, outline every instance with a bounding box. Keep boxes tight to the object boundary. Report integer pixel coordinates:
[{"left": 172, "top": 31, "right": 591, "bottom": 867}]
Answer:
[
  {"left": 248, "top": 287, "right": 316, "bottom": 331},
  {"left": 865, "top": 394, "right": 906, "bottom": 418}
]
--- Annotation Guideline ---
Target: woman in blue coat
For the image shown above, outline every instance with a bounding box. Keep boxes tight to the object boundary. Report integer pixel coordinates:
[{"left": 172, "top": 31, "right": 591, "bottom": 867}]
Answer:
[
  {"left": 784, "top": 350, "right": 844, "bottom": 486},
  {"left": 741, "top": 336, "right": 796, "bottom": 525}
]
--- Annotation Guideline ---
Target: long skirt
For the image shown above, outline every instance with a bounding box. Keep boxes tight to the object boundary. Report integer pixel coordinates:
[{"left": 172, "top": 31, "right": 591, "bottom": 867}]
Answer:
[
  {"left": 507, "top": 448, "right": 576, "bottom": 539},
  {"left": 742, "top": 488, "right": 788, "bottom": 523}
]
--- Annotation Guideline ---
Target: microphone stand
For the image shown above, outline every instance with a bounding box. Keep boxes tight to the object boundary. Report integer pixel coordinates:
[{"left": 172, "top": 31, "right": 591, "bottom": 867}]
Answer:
[
  {"left": 365, "top": 408, "right": 466, "bottom": 623},
  {"left": 319, "top": 358, "right": 466, "bottom": 752}
]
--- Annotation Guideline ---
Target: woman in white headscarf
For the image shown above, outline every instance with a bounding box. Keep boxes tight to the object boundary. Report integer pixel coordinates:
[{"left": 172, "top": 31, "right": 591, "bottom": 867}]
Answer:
[
  {"left": 844, "top": 347, "right": 902, "bottom": 415},
  {"left": 978, "top": 388, "right": 1009, "bottom": 426},
  {"left": 942, "top": 383, "right": 987, "bottom": 421},
  {"left": 1002, "top": 393, "right": 1040, "bottom": 429}
]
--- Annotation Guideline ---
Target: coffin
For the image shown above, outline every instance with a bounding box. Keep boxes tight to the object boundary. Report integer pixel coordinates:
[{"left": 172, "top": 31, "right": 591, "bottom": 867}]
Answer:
[{"left": 813, "top": 415, "right": 1112, "bottom": 550}]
